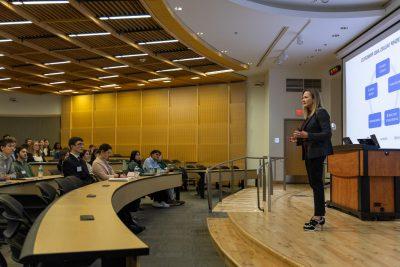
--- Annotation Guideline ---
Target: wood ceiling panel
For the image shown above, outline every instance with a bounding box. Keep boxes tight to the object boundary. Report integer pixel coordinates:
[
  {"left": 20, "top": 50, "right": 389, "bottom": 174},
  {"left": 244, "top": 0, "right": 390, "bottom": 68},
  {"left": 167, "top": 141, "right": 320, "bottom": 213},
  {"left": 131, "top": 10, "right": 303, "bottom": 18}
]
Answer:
[
  {"left": 0, "top": 24, "right": 51, "bottom": 39},
  {"left": 0, "top": 43, "right": 37, "bottom": 55},
  {"left": 16, "top": 4, "right": 85, "bottom": 22}
]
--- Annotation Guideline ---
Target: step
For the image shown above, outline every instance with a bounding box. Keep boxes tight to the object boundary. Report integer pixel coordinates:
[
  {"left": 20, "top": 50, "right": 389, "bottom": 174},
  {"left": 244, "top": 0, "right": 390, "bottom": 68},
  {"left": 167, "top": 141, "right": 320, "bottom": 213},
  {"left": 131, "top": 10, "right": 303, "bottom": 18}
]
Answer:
[{"left": 207, "top": 217, "right": 297, "bottom": 267}]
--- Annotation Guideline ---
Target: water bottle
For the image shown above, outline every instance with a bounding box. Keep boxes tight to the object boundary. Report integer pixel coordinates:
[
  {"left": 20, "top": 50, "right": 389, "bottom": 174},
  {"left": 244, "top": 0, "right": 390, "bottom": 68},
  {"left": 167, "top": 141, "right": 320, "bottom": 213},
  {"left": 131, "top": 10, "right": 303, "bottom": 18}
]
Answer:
[
  {"left": 122, "top": 160, "right": 127, "bottom": 172},
  {"left": 38, "top": 165, "right": 44, "bottom": 178}
]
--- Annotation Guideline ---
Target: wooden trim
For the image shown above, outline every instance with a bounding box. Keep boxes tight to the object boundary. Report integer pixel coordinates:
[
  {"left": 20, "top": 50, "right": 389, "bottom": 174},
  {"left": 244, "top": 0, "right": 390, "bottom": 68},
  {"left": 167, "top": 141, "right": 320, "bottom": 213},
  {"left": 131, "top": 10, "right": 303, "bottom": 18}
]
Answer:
[{"left": 140, "top": 0, "right": 248, "bottom": 71}]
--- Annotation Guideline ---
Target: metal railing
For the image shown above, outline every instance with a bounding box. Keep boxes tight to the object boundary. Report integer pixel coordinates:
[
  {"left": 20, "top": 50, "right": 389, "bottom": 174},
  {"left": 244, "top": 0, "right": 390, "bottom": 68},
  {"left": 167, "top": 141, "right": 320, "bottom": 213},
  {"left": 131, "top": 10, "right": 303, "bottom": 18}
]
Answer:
[{"left": 206, "top": 156, "right": 285, "bottom": 212}]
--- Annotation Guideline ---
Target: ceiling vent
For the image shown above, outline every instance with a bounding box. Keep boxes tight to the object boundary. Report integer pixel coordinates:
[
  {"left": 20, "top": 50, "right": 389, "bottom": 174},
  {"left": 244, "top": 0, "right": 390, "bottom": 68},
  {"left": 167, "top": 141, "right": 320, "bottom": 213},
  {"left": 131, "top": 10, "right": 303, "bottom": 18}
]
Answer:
[{"left": 286, "top": 79, "right": 321, "bottom": 92}]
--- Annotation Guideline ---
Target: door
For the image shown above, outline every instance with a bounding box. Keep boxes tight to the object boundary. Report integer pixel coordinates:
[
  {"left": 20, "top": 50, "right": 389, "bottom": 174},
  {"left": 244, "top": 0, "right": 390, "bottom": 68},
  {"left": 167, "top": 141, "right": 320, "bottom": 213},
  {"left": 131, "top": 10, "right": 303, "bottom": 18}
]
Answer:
[{"left": 284, "top": 119, "right": 308, "bottom": 183}]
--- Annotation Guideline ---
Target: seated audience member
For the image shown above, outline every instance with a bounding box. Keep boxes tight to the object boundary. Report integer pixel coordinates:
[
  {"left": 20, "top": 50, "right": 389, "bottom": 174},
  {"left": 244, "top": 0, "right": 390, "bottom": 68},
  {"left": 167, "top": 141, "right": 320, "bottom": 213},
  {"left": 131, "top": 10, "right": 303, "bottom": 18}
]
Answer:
[
  {"left": 0, "top": 138, "right": 17, "bottom": 180},
  {"left": 7, "top": 136, "right": 17, "bottom": 161},
  {"left": 42, "top": 139, "right": 51, "bottom": 157},
  {"left": 90, "top": 148, "right": 99, "bottom": 165},
  {"left": 128, "top": 150, "right": 144, "bottom": 174},
  {"left": 52, "top": 142, "right": 62, "bottom": 159},
  {"left": 80, "top": 149, "right": 93, "bottom": 175},
  {"left": 63, "top": 137, "right": 93, "bottom": 185},
  {"left": 88, "top": 144, "right": 97, "bottom": 155},
  {"left": 92, "top": 144, "right": 125, "bottom": 181},
  {"left": 25, "top": 138, "right": 33, "bottom": 147},
  {"left": 31, "top": 141, "right": 46, "bottom": 162},
  {"left": 2, "top": 134, "right": 11, "bottom": 139},
  {"left": 13, "top": 145, "right": 34, "bottom": 178},
  {"left": 57, "top": 148, "right": 70, "bottom": 173},
  {"left": 143, "top": 150, "right": 170, "bottom": 208}
]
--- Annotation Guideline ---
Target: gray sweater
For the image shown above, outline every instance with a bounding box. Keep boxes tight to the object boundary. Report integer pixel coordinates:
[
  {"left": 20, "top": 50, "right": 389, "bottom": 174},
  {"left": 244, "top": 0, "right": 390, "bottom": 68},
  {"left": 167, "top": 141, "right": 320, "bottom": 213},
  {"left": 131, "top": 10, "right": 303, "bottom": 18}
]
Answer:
[{"left": 0, "top": 152, "right": 16, "bottom": 179}]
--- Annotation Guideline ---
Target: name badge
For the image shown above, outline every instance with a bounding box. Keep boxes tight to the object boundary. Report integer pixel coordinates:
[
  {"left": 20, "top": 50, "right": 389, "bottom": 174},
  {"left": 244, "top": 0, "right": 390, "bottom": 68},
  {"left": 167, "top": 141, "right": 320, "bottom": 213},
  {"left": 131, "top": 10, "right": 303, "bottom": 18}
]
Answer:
[
  {"left": 77, "top": 166, "right": 82, "bottom": 172},
  {"left": 21, "top": 170, "right": 26, "bottom": 175}
]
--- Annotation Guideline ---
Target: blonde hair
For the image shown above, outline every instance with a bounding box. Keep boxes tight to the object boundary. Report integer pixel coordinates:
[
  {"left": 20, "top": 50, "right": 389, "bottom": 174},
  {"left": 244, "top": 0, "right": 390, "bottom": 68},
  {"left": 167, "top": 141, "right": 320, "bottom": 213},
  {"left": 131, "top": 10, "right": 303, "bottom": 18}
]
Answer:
[{"left": 302, "top": 88, "right": 322, "bottom": 118}]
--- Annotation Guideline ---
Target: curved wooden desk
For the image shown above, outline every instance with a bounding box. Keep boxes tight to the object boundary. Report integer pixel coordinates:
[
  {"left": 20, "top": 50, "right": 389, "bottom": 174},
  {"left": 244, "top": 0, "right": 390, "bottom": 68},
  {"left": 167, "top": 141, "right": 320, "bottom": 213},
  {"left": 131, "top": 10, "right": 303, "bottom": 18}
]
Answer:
[{"left": 20, "top": 173, "right": 182, "bottom": 266}]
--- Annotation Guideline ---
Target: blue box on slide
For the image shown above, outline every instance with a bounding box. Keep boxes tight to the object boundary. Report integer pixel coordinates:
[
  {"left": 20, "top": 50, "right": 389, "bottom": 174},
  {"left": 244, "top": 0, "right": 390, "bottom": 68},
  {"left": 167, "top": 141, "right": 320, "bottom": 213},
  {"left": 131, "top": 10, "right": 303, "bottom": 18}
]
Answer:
[
  {"left": 368, "top": 112, "right": 382, "bottom": 128},
  {"left": 385, "top": 108, "right": 400, "bottom": 126},
  {"left": 376, "top": 58, "right": 390, "bottom": 78},
  {"left": 365, "top": 83, "right": 378, "bottom": 100},
  {"left": 388, "top": 73, "right": 400, "bottom": 93}
]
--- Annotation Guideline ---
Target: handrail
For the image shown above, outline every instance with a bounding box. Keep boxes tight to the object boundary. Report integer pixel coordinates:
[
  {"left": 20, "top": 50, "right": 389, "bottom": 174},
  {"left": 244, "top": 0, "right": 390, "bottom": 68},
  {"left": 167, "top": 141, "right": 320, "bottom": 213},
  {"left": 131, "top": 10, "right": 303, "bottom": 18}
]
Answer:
[{"left": 206, "top": 155, "right": 285, "bottom": 213}]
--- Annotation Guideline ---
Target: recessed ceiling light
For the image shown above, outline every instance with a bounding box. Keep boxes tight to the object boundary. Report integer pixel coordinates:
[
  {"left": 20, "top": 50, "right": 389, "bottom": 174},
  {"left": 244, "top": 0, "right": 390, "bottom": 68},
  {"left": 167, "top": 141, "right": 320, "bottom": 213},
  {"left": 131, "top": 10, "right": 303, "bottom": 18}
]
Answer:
[
  {"left": 92, "top": 89, "right": 99, "bottom": 92},
  {"left": 205, "top": 69, "right": 234, "bottom": 75},
  {"left": 98, "top": 75, "right": 119, "bottom": 79},
  {"left": 0, "top": 39, "right": 12, "bottom": 43},
  {"left": 100, "top": 84, "right": 118, "bottom": 88},
  {"left": 44, "top": 72, "right": 64, "bottom": 76},
  {"left": 197, "top": 32, "right": 204, "bottom": 36},
  {"left": 99, "top": 15, "right": 151, "bottom": 20},
  {"left": 138, "top": 40, "right": 178, "bottom": 45},
  {"left": 137, "top": 83, "right": 145, "bottom": 86},
  {"left": 0, "top": 77, "right": 11, "bottom": 81},
  {"left": 115, "top": 53, "right": 148, "bottom": 58},
  {"left": 331, "top": 34, "right": 340, "bottom": 38},
  {"left": 0, "top": 54, "right": 4, "bottom": 57},
  {"left": 44, "top": 60, "right": 70, "bottom": 65},
  {"left": 0, "top": 67, "right": 4, "bottom": 70},
  {"left": 69, "top": 32, "right": 110, "bottom": 37},
  {"left": 156, "top": 68, "right": 182, "bottom": 73},
  {"left": 59, "top": 89, "right": 73, "bottom": 93},
  {"left": 7, "top": 86, "right": 21, "bottom": 89},
  {"left": 0, "top": 21, "right": 32, "bottom": 25},
  {"left": 12, "top": 1, "right": 69, "bottom": 4},
  {"left": 220, "top": 50, "right": 228, "bottom": 54},
  {"left": 49, "top": 81, "right": 66, "bottom": 85},
  {"left": 102, "top": 65, "right": 128, "bottom": 70},
  {"left": 148, "top": 77, "right": 171, "bottom": 82},
  {"left": 163, "top": 80, "right": 172, "bottom": 83},
  {"left": 340, "top": 26, "right": 348, "bottom": 30},
  {"left": 191, "top": 76, "right": 200, "bottom": 80},
  {"left": 173, "top": 57, "right": 205, "bottom": 62},
  {"left": 174, "top": 6, "right": 183, "bottom": 11},
  {"left": 72, "top": 91, "right": 79, "bottom": 94},
  {"left": 115, "top": 86, "right": 121, "bottom": 89}
]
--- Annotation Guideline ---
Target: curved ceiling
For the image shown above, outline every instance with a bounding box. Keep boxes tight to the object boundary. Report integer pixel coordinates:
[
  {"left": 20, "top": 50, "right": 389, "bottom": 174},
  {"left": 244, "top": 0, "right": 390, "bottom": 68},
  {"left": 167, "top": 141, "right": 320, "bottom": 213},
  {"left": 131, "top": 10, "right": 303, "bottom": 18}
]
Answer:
[{"left": 166, "top": 0, "right": 392, "bottom": 74}]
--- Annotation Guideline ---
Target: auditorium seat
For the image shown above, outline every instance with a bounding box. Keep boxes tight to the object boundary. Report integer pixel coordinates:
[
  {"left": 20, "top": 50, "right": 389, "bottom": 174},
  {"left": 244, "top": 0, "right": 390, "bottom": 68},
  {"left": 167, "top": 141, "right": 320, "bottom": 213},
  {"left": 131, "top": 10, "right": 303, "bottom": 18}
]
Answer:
[
  {"left": 0, "top": 195, "right": 33, "bottom": 263},
  {"left": 36, "top": 182, "right": 58, "bottom": 205},
  {"left": 65, "top": 176, "right": 84, "bottom": 189},
  {"left": 55, "top": 177, "right": 80, "bottom": 195}
]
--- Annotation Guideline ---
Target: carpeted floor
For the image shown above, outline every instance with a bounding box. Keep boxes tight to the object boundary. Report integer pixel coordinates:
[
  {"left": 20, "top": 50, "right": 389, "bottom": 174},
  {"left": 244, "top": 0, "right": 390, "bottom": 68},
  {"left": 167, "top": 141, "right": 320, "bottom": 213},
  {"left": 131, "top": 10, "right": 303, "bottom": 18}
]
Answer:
[{"left": 1, "top": 190, "right": 224, "bottom": 267}]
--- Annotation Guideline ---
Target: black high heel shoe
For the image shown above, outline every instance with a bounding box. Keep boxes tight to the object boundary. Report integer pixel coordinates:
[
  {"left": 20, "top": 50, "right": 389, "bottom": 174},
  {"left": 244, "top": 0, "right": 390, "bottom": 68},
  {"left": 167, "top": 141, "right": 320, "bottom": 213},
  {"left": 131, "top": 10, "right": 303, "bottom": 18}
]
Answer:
[{"left": 303, "top": 217, "right": 325, "bottom": 231}]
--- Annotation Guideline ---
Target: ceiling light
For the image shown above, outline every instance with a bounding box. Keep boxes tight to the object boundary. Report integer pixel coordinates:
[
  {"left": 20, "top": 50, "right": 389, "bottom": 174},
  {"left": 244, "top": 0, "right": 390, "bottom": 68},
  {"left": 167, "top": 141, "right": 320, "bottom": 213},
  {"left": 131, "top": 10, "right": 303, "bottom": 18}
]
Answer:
[
  {"left": 332, "top": 34, "right": 340, "bottom": 38},
  {"left": 100, "top": 84, "right": 118, "bottom": 88},
  {"left": 137, "top": 83, "right": 145, "bottom": 86},
  {"left": 174, "top": 6, "right": 183, "bottom": 11},
  {"left": 138, "top": 40, "right": 178, "bottom": 45},
  {"left": 99, "top": 15, "right": 151, "bottom": 20},
  {"left": 0, "top": 39, "right": 12, "bottom": 43},
  {"left": 163, "top": 80, "right": 172, "bottom": 83},
  {"left": 92, "top": 89, "right": 99, "bottom": 92},
  {"left": 102, "top": 65, "right": 128, "bottom": 70},
  {"left": 0, "top": 77, "right": 11, "bottom": 81},
  {"left": 205, "top": 69, "right": 234, "bottom": 75},
  {"left": 98, "top": 75, "right": 119, "bottom": 79},
  {"left": 0, "top": 67, "right": 4, "bottom": 70},
  {"left": 72, "top": 91, "right": 79, "bottom": 94},
  {"left": 191, "top": 77, "right": 200, "bottom": 80},
  {"left": 59, "top": 89, "right": 73, "bottom": 93},
  {"left": 49, "top": 81, "right": 66, "bottom": 85},
  {"left": 115, "top": 86, "right": 121, "bottom": 89},
  {"left": 12, "top": 1, "right": 69, "bottom": 4},
  {"left": 156, "top": 68, "right": 182, "bottom": 73},
  {"left": 282, "top": 50, "right": 289, "bottom": 61},
  {"left": 7, "top": 86, "right": 21, "bottom": 89},
  {"left": 0, "top": 54, "right": 3, "bottom": 56},
  {"left": 44, "top": 72, "right": 64, "bottom": 76},
  {"left": 148, "top": 77, "right": 171, "bottom": 82},
  {"left": 0, "top": 21, "right": 32, "bottom": 25},
  {"left": 69, "top": 32, "right": 110, "bottom": 37},
  {"left": 115, "top": 53, "right": 148, "bottom": 58},
  {"left": 197, "top": 32, "right": 204, "bottom": 36},
  {"left": 44, "top": 60, "right": 70, "bottom": 65},
  {"left": 173, "top": 57, "right": 205, "bottom": 62},
  {"left": 220, "top": 50, "right": 228, "bottom": 54},
  {"left": 2, "top": 89, "right": 11, "bottom": 91}
]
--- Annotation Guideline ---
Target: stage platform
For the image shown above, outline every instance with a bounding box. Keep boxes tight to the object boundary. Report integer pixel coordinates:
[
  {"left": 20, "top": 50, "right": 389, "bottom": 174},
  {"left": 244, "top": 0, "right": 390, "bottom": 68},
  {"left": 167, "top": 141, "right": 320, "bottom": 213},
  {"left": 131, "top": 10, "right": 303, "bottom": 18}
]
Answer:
[{"left": 208, "top": 185, "right": 400, "bottom": 267}]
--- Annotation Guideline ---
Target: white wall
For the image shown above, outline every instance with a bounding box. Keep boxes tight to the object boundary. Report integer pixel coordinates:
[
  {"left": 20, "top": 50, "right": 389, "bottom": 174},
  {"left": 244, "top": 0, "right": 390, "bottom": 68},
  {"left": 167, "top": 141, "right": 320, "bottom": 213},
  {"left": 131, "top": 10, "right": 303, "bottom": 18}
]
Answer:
[
  {"left": 246, "top": 74, "right": 269, "bottom": 168},
  {"left": 0, "top": 91, "right": 62, "bottom": 116}
]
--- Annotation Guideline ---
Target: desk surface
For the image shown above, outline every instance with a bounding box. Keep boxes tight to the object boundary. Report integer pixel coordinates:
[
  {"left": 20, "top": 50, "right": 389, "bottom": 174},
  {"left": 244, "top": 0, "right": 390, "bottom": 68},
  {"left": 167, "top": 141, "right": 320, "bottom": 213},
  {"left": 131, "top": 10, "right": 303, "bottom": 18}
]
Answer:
[
  {"left": 0, "top": 175, "right": 62, "bottom": 188},
  {"left": 20, "top": 173, "right": 182, "bottom": 263}
]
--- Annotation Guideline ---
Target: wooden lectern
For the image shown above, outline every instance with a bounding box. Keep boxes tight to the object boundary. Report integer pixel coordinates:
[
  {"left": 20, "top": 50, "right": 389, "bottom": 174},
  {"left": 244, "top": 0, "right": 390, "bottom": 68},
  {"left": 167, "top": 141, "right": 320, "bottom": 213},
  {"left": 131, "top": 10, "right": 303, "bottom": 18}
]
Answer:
[{"left": 327, "top": 145, "right": 400, "bottom": 220}]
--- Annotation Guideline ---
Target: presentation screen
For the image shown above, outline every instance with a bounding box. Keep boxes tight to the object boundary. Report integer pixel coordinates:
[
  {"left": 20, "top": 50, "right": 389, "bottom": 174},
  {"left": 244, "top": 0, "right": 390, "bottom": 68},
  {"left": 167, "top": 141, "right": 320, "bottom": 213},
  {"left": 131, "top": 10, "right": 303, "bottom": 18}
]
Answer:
[{"left": 344, "top": 24, "right": 400, "bottom": 148}]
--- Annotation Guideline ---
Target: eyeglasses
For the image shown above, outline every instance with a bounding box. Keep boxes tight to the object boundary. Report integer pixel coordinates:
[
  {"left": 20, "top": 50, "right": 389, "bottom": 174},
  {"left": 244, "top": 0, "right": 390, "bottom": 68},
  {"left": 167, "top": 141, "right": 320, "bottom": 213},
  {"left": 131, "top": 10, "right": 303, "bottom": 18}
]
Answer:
[{"left": 75, "top": 142, "right": 84, "bottom": 147}]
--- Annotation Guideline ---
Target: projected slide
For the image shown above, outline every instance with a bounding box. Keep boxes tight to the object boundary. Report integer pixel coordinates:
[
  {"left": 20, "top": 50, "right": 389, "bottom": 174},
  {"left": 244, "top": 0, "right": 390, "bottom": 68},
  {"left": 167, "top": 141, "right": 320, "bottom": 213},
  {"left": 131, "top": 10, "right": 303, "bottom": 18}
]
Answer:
[{"left": 345, "top": 29, "right": 400, "bottom": 148}]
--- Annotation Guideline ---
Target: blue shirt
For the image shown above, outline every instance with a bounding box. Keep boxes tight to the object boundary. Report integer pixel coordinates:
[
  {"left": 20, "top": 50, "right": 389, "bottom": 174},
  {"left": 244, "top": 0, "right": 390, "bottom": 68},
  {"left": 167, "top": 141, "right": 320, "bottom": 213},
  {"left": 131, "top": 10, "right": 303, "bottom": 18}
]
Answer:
[{"left": 143, "top": 157, "right": 161, "bottom": 172}]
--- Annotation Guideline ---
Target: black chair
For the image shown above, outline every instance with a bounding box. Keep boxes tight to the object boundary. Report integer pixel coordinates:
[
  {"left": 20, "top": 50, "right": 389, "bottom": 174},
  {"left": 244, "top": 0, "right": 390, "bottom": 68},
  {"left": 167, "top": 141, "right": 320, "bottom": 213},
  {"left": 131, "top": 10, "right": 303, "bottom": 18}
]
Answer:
[
  {"left": 48, "top": 169, "right": 61, "bottom": 175},
  {"left": 66, "top": 176, "right": 83, "bottom": 189},
  {"left": 0, "top": 251, "right": 6, "bottom": 267},
  {"left": 0, "top": 195, "right": 33, "bottom": 263},
  {"left": 36, "top": 182, "right": 58, "bottom": 205},
  {"left": 54, "top": 177, "right": 78, "bottom": 196}
]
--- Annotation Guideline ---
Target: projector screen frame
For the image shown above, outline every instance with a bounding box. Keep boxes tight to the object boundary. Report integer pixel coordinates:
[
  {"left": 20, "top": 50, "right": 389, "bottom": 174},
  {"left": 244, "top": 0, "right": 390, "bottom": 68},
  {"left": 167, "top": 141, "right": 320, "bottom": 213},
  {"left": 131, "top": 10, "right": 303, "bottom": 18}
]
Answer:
[{"left": 342, "top": 20, "right": 400, "bottom": 142}]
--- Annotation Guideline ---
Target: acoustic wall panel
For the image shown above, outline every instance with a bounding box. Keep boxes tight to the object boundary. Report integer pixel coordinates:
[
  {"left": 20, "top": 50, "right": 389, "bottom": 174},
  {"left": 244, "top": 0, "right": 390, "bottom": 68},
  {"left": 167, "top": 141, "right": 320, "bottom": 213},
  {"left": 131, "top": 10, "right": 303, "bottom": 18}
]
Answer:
[{"left": 62, "top": 82, "right": 246, "bottom": 166}]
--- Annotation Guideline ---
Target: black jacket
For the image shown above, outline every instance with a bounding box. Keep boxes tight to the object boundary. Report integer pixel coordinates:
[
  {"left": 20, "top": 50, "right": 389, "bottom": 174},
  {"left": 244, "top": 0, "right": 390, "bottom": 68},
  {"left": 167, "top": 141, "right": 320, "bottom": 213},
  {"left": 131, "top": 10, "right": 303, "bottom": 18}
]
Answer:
[
  {"left": 297, "top": 108, "right": 333, "bottom": 160},
  {"left": 62, "top": 154, "right": 93, "bottom": 184}
]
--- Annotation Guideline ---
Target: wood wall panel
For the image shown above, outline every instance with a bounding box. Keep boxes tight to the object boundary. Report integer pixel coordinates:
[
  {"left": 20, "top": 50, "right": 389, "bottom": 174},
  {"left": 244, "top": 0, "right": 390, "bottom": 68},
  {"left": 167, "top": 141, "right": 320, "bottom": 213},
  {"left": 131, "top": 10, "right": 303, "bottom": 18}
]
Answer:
[
  {"left": 62, "top": 82, "right": 246, "bottom": 165},
  {"left": 61, "top": 97, "right": 71, "bottom": 147}
]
